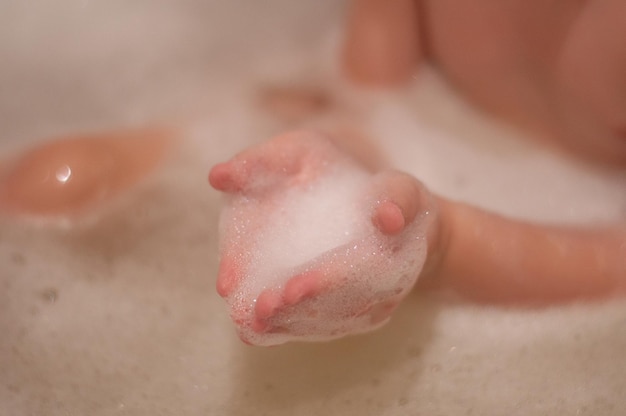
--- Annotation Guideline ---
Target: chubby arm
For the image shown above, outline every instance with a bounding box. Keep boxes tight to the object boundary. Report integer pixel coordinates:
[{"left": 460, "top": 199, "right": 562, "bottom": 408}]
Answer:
[{"left": 423, "top": 197, "right": 626, "bottom": 304}]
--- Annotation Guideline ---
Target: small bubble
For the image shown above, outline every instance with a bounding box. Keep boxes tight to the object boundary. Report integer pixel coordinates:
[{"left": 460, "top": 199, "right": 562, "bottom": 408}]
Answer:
[
  {"left": 40, "top": 288, "right": 58, "bottom": 303},
  {"left": 430, "top": 363, "right": 442, "bottom": 373}
]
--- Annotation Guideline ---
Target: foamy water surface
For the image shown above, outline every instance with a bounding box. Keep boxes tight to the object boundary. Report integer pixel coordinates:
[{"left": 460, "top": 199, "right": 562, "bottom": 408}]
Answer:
[{"left": 1, "top": 1, "right": 625, "bottom": 415}]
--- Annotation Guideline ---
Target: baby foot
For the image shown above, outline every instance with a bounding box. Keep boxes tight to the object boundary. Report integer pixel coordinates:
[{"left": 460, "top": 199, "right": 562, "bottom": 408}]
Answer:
[{"left": 209, "top": 130, "right": 434, "bottom": 346}]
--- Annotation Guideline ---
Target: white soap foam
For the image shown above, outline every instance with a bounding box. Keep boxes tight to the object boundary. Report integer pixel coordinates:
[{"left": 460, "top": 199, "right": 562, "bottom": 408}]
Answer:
[{"left": 246, "top": 166, "right": 371, "bottom": 295}]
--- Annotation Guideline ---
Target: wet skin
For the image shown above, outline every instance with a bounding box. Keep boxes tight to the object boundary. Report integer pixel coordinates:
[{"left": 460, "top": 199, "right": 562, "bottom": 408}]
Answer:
[
  {"left": 0, "top": 127, "right": 173, "bottom": 222},
  {"left": 343, "top": 0, "right": 626, "bottom": 164}
]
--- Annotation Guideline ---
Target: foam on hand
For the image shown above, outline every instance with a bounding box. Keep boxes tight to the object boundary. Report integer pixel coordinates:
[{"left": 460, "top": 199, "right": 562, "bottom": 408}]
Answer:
[
  {"left": 242, "top": 167, "right": 369, "bottom": 296},
  {"left": 216, "top": 153, "right": 430, "bottom": 346}
]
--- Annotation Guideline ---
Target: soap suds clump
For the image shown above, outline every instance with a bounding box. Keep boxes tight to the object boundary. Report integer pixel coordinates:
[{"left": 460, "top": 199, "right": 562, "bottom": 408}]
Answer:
[
  {"left": 218, "top": 160, "right": 430, "bottom": 346},
  {"left": 242, "top": 167, "right": 370, "bottom": 295}
]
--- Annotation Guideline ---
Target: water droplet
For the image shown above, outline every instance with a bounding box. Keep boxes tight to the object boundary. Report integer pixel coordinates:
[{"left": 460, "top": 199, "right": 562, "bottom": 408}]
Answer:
[{"left": 55, "top": 164, "right": 72, "bottom": 183}]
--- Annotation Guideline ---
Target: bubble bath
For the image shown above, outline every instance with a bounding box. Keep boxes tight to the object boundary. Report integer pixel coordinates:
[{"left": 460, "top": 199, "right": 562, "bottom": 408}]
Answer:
[{"left": 2, "top": 1, "right": 626, "bottom": 415}]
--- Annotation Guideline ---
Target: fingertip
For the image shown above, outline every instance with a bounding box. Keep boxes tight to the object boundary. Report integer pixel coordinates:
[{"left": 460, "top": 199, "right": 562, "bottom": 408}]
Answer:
[
  {"left": 284, "top": 271, "right": 322, "bottom": 305},
  {"left": 208, "top": 162, "right": 234, "bottom": 191},
  {"left": 373, "top": 201, "right": 405, "bottom": 235},
  {"left": 216, "top": 258, "right": 238, "bottom": 298},
  {"left": 255, "top": 289, "right": 283, "bottom": 320}
]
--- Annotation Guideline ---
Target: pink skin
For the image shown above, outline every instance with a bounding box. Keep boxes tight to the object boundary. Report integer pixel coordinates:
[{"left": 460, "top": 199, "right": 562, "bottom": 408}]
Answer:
[
  {"left": 342, "top": 0, "right": 626, "bottom": 165},
  {"left": 0, "top": 127, "right": 174, "bottom": 221},
  {"left": 251, "top": 262, "right": 406, "bottom": 336},
  {"left": 208, "top": 130, "right": 426, "bottom": 338}
]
